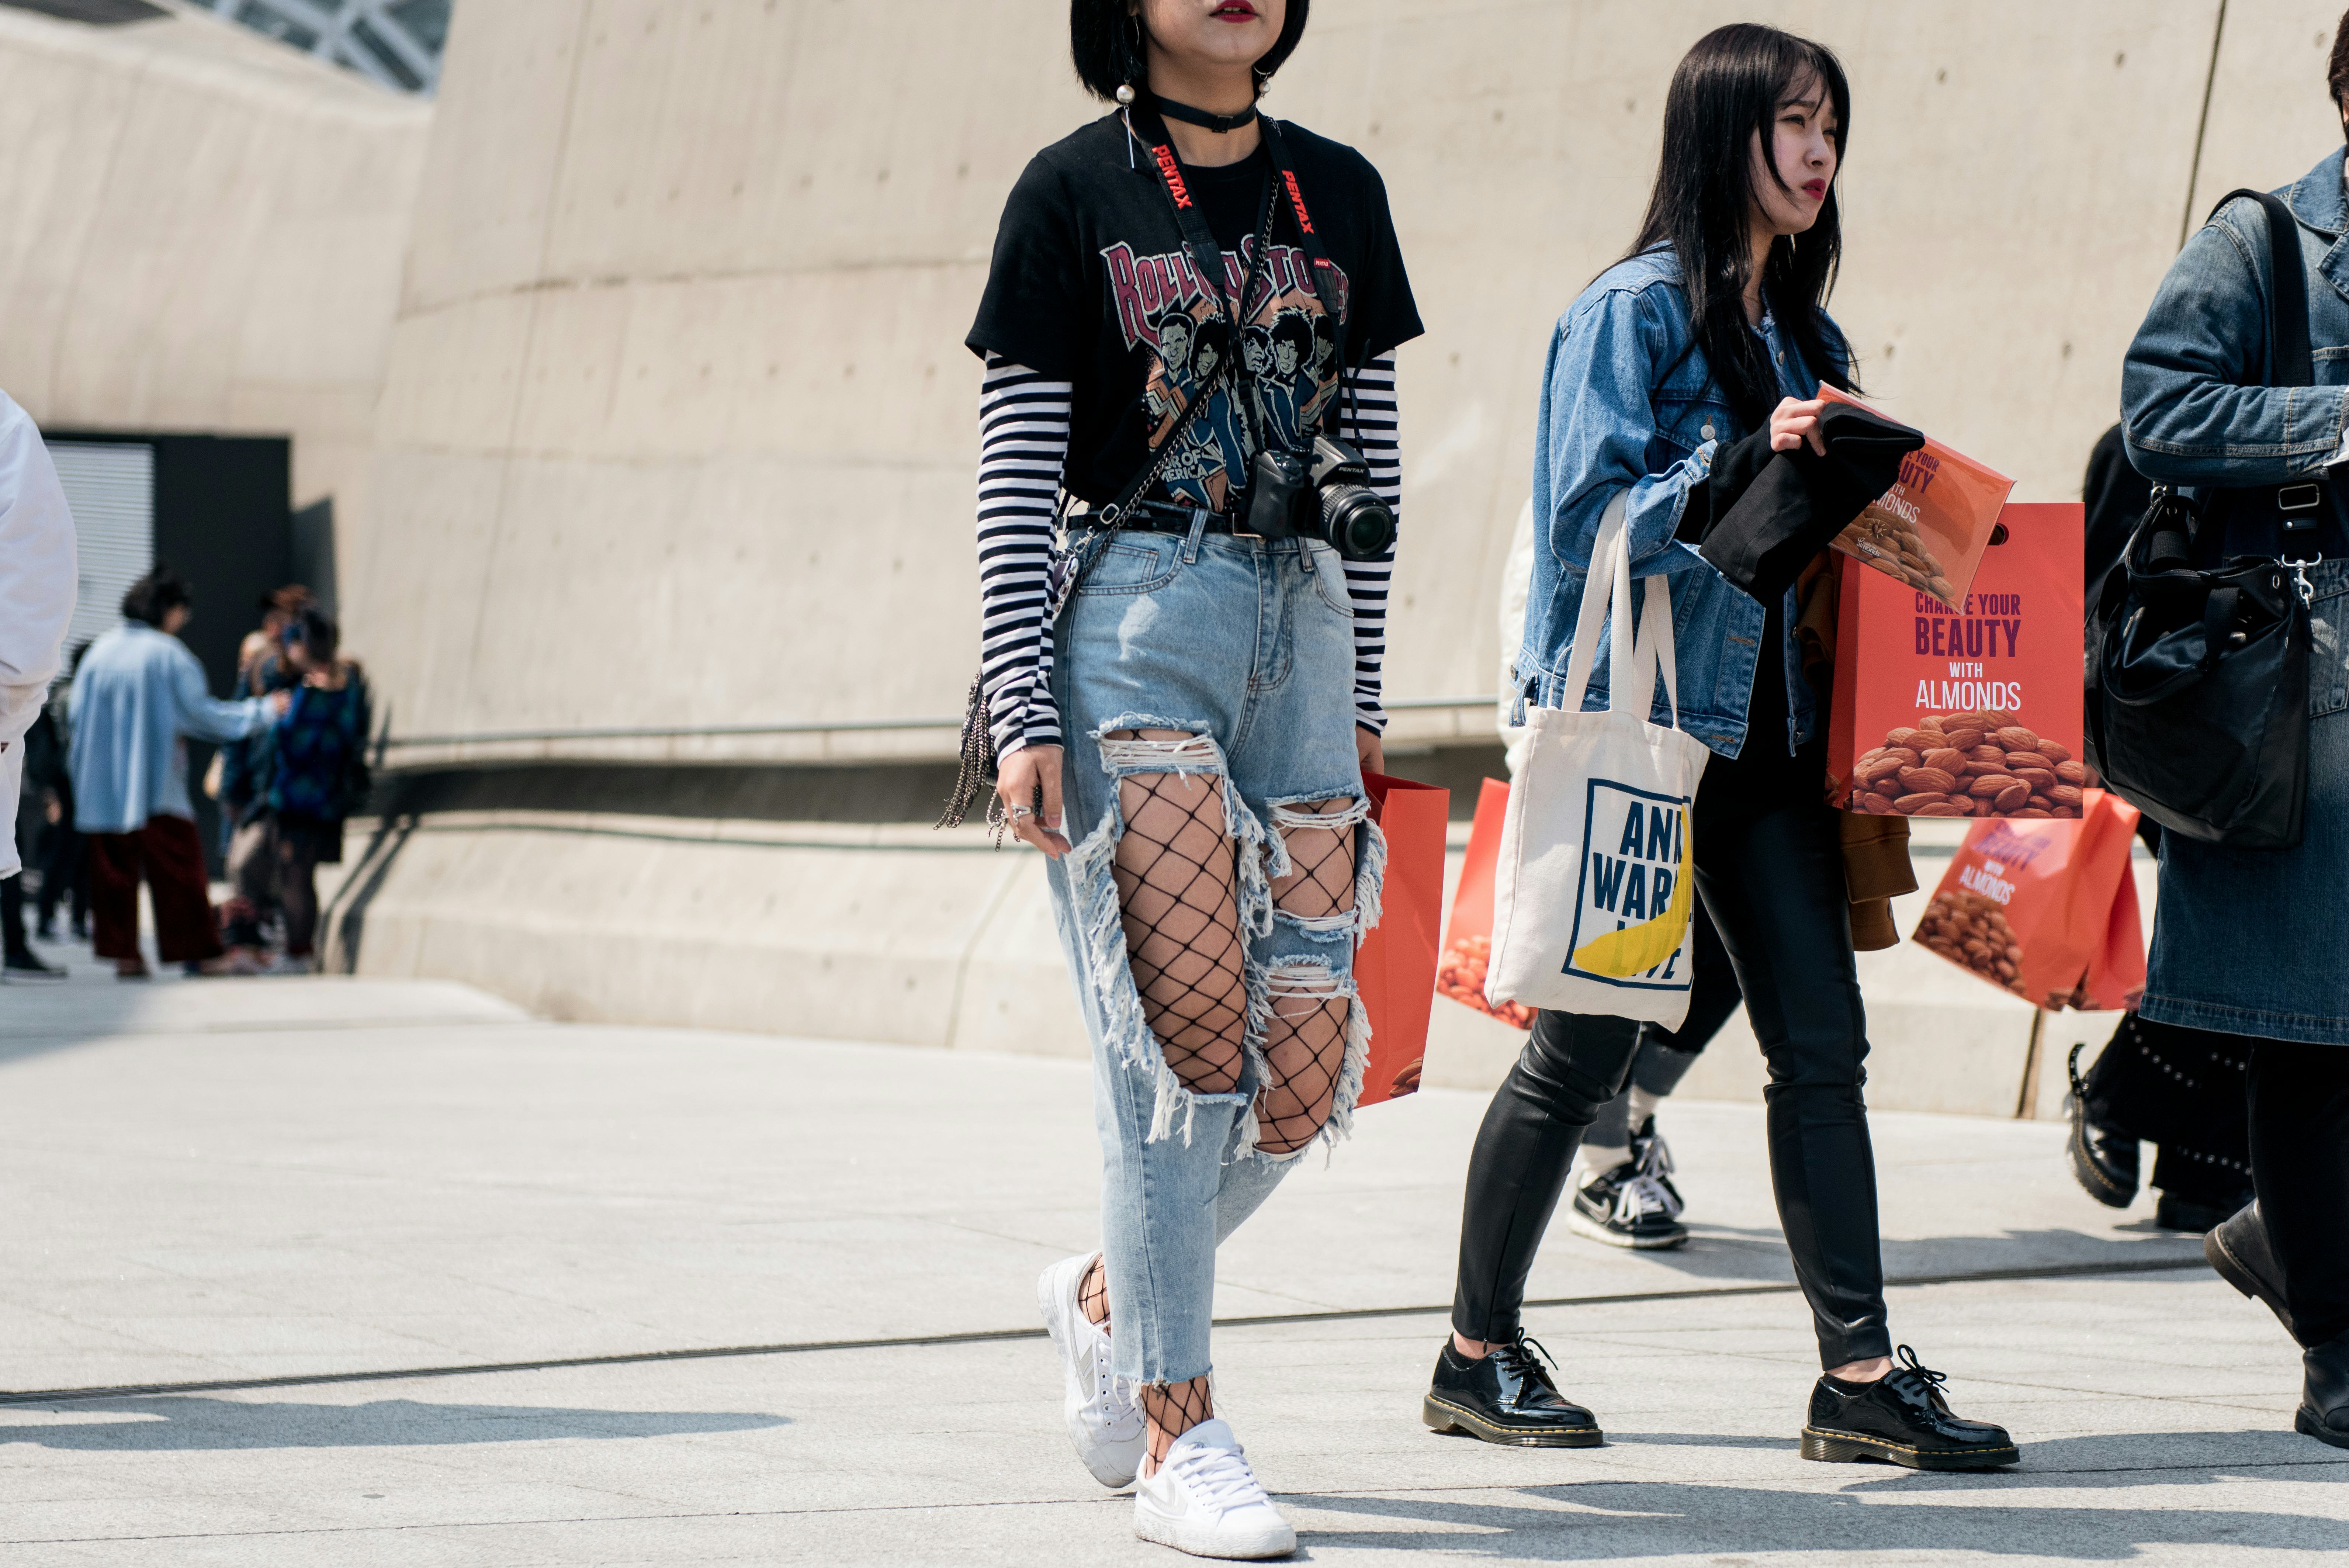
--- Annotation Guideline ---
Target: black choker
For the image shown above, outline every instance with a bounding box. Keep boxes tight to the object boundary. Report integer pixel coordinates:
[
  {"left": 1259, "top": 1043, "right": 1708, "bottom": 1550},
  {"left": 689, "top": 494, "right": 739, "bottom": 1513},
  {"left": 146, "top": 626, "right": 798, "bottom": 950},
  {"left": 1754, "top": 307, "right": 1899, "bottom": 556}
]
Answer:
[{"left": 1153, "top": 95, "right": 1258, "bottom": 135}]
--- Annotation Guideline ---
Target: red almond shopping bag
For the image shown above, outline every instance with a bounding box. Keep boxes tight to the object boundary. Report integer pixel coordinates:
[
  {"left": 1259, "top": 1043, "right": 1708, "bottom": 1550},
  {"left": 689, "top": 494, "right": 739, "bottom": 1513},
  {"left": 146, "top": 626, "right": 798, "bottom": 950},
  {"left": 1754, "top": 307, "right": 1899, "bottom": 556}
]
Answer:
[
  {"left": 1817, "top": 385, "right": 2016, "bottom": 610},
  {"left": 1354, "top": 772, "right": 1448, "bottom": 1106},
  {"left": 1435, "top": 778, "right": 1534, "bottom": 1029},
  {"left": 1829, "top": 503, "right": 2091, "bottom": 820},
  {"left": 1913, "top": 789, "right": 2143, "bottom": 1009}
]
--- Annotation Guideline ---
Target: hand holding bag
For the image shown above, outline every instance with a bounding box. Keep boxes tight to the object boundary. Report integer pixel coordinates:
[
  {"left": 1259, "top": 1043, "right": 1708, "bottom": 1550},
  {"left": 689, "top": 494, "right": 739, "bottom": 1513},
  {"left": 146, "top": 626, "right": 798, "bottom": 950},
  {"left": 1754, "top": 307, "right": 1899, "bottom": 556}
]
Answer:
[{"left": 1486, "top": 502, "right": 1713, "bottom": 1025}]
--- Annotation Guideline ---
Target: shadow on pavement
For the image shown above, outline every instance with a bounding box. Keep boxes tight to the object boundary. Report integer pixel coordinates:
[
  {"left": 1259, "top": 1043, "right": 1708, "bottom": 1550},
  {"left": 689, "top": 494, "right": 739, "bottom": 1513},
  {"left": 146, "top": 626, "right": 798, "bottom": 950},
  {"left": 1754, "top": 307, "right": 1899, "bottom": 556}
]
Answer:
[
  {"left": 0, "top": 1395, "right": 787, "bottom": 1450},
  {"left": 1839, "top": 1427, "right": 2349, "bottom": 1487},
  {"left": 1583, "top": 1223, "right": 2202, "bottom": 1288},
  {"left": 1295, "top": 1450, "right": 2345, "bottom": 1557}
]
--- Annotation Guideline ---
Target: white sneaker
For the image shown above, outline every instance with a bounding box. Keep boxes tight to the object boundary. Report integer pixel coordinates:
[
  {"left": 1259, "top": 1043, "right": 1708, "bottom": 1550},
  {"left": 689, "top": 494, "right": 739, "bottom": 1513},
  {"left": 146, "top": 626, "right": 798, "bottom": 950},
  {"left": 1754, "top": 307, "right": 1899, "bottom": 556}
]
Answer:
[
  {"left": 1133, "top": 1418, "right": 1295, "bottom": 1560},
  {"left": 1037, "top": 1253, "right": 1145, "bottom": 1488}
]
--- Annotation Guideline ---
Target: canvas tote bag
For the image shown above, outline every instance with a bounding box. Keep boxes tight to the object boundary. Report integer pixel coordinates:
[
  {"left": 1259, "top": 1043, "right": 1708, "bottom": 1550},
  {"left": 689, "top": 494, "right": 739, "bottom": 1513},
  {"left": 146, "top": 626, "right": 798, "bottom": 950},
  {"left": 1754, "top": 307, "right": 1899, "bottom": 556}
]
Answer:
[{"left": 1487, "top": 501, "right": 1713, "bottom": 1025}]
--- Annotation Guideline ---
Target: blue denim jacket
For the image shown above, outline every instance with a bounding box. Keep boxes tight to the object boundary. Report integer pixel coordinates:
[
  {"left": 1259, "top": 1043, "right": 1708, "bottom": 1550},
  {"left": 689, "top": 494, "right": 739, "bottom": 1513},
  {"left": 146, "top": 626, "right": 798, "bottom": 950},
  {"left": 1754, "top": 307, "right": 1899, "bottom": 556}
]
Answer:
[
  {"left": 2123, "top": 148, "right": 2349, "bottom": 487},
  {"left": 1521, "top": 248, "right": 1836, "bottom": 759}
]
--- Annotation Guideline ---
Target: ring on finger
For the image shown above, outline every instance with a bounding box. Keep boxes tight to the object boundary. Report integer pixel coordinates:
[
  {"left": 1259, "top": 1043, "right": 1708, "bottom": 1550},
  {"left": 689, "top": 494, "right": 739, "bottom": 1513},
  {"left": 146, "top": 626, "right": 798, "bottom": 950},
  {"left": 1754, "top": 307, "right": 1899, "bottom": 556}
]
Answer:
[{"left": 1010, "top": 804, "right": 1035, "bottom": 820}]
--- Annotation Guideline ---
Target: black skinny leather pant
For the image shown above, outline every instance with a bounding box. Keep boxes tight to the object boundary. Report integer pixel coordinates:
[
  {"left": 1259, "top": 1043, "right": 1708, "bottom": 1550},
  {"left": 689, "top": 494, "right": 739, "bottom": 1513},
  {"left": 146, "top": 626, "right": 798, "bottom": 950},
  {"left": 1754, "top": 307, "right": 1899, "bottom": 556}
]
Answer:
[{"left": 1451, "top": 776, "right": 1894, "bottom": 1369}]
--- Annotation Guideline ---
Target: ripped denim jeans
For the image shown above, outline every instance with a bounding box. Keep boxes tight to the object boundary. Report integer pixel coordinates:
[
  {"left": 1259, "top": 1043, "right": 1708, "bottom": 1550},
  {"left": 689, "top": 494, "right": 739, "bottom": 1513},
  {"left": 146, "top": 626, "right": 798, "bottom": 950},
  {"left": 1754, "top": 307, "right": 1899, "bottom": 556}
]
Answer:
[{"left": 1042, "top": 525, "right": 1384, "bottom": 1387}]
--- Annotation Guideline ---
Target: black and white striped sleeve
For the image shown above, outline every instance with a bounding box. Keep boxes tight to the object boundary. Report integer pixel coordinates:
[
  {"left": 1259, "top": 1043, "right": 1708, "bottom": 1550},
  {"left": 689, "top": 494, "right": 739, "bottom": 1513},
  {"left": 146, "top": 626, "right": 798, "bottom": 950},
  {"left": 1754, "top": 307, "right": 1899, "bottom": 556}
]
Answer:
[
  {"left": 976, "top": 356, "right": 1073, "bottom": 758},
  {"left": 1337, "top": 353, "right": 1400, "bottom": 733}
]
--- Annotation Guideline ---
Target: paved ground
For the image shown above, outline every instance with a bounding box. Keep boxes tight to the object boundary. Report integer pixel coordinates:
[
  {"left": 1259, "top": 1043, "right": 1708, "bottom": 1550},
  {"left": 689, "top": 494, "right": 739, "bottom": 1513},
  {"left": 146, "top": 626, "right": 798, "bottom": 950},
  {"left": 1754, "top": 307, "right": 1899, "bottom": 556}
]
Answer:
[{"left": 0, "top": 930, "right": 2340, "bottom": 1564}]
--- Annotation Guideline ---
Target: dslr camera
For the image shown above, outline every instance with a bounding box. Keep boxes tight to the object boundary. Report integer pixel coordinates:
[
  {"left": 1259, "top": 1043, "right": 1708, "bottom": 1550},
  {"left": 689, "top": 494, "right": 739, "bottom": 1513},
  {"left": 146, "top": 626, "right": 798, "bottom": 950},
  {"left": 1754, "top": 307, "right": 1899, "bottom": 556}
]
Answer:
[{"left": 1243, "top": 435, "right": 1397, "bottom": 561}]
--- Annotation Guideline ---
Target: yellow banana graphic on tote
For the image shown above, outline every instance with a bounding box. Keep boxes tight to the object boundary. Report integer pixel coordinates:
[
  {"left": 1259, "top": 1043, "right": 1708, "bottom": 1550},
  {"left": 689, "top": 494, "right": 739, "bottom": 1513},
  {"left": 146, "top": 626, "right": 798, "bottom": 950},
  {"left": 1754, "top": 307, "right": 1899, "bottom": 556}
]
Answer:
[{"left": 1572, "top": 808, "right": 1694, "bottom": 978}]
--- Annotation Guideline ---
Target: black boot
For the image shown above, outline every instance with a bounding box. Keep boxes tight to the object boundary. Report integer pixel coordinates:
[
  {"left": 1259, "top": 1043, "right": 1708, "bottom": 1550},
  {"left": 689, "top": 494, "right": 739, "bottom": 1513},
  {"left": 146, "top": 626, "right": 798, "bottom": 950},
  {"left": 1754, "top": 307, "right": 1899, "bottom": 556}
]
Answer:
[
  {"left": 1424, "top": 1335, "right": 1603, "bottom": 1448},
  {"left": 2204, "top": 1201, "right": 2298, "bottom": 1342},
  {"left": 2301, "top": 1334, "right": 2349, "bottom": 1449},
  {"left": 2065, "top": 1043, "right": 2138, "bottom": 1207},
  {"left": 2156, "top": 1188, "right": 2253, "bottom": 1235},
  {"left": 1801, "top": 1346, "right": 2018, "bottom": 1470}
]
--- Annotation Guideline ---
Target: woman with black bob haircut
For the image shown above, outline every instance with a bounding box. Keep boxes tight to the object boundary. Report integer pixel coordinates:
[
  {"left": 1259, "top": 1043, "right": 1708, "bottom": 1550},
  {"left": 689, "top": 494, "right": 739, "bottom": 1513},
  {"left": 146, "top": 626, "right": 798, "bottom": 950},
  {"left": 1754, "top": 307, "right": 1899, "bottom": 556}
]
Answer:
[
  {"left": 1423, "top": 23, "right": 2020, "bottom": 1470},
  {"left": 962, "top": 0, "right": 1419, "bottom": 1556}
]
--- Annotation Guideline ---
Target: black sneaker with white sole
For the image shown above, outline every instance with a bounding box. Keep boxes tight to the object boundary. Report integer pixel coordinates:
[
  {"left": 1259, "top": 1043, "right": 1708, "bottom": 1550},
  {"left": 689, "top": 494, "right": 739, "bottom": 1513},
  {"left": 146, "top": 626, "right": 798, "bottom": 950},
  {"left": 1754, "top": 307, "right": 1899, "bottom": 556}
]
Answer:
[
  {"left": 1565, "top": 1159, "right": 1688, "bottom": 1250},
  {"left": 1627, "top": 1114, "right": 1685, "bottom": 1218},
  {"left": 1801, "top": 1346, "right": 2019, "bottom": 1470}
]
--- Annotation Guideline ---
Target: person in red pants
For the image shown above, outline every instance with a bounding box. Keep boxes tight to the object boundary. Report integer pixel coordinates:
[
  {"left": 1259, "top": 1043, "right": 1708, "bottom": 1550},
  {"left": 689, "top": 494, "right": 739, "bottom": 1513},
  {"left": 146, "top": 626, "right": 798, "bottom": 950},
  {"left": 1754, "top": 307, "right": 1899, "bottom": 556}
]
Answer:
[{"left": 67, "top": 569, "right": 283, "bottom": 978}]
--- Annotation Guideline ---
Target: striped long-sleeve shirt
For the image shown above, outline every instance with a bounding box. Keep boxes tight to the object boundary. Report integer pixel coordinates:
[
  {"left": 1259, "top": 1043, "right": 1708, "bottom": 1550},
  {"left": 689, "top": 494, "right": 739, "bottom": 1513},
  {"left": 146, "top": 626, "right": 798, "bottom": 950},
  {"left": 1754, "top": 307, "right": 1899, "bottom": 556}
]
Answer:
[{"left": 975, "top": 352, "right": 1400, "bottom": 758}]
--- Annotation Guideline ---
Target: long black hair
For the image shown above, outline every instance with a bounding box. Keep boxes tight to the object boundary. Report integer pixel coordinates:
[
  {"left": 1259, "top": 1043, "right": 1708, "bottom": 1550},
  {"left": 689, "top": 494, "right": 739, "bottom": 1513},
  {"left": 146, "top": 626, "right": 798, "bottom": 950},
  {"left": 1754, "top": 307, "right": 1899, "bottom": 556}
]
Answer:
[
  {"left": 1627, "top": 24, "right": 1854, "bottom": 424},
  {"left": 1070, "top": 1, "right": 1310, "bottom": 103}
]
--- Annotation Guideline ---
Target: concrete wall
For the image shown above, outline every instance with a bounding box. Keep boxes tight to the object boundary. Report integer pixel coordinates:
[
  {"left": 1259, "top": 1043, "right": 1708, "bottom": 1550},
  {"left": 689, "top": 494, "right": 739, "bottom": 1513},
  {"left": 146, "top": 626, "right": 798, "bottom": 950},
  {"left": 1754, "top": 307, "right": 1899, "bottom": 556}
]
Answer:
[
  {"left": 333, "top": 0, "right": 2339, "bottom": 1104},
  {"left": 0, "top": 1, "right": 430, "bottom": 563}
]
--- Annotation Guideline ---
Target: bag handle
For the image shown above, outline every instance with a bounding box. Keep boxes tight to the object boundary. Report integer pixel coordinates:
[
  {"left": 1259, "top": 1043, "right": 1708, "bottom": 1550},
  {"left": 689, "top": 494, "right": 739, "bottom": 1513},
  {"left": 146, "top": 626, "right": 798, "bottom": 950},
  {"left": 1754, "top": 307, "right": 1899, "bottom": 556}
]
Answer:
[
  {"left": 1555, "top": 496, "right": 1627, "bottom": 714},
  {"left": 1553, "top": 498, "right": 1683, "bottom": 730},
  {"left": 2206, "top": 189, "right": 2313, "bottom": 389}
]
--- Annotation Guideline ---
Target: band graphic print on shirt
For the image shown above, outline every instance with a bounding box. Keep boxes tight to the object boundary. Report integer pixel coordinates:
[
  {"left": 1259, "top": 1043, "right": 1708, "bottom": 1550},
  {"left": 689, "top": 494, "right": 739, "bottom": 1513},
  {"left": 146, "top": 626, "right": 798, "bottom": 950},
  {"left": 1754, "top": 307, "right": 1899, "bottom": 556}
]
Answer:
[{"left": 1099, "top": 234, "right": 1352, "bottom": 514}]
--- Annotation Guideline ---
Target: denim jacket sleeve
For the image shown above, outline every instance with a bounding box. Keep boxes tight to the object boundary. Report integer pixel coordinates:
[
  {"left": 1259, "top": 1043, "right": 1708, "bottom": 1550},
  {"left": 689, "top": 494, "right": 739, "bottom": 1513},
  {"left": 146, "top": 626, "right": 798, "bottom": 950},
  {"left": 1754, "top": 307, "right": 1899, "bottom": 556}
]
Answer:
[
  {"left": 1539, "top": 284, "right": 1719, "bottom": 581},
  {"left": 2121, "top": 198, "right": 2349, "bottom": 486}
]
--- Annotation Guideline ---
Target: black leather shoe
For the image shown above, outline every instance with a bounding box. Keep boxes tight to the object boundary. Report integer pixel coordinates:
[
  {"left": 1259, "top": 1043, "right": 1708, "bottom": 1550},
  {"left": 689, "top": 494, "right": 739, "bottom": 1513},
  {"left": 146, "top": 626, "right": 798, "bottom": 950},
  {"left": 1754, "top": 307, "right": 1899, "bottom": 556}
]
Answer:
[
  {"left": 2065, "top": 1043, "right": 2138, "bottom": 1208},
  {"left": 2300, "top": 1334, "right": 2349, "bottom": 1449},
  {"left": 2204, "top": 1201, "right": 2298, "bottom": 1342},
  {"left": 1801, "top": 1346, "right": 2019, "bottom": 1470},
  {"left": 1424, "top": 1335, "right": 1603, "bottom": 1448}
]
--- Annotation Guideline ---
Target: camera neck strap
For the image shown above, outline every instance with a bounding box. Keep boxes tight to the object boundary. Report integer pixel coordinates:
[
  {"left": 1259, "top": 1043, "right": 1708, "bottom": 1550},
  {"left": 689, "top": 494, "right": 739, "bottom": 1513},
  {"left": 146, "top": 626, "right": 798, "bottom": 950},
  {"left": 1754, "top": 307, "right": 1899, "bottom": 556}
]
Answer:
[{"left": 1131, "top": 107, "right": 1352, "bottom": 445}]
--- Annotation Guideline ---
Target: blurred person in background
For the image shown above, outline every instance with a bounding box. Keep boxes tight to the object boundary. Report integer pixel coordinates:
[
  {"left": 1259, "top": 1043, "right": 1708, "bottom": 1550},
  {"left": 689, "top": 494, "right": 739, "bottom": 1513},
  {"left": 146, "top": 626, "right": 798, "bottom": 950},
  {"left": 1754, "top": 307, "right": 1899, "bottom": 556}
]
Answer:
[
  {"left": 218, "top": 586, "right": 313, "bottom": 956},
  {"left": 32, "top": 643, "right": 91, "bottom": 944},
  {"left": 225, "top": 609, "right": 369, "bottom": 974},
  {"left": 0, "top": 389, "right": 78, "bottom": 980},
  {"left": 68, "top": 568, "right": 282, "bottom": 980},
  {"left": 2117, "top": 11, "right": 2349, "bottom": 1450}
]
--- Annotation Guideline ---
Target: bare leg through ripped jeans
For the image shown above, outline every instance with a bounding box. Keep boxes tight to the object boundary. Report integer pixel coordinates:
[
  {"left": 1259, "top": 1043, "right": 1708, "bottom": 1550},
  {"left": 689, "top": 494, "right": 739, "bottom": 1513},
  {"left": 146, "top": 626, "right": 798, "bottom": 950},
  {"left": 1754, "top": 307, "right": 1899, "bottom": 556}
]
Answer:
[{"left": 1088, "top": 729, "right": 1358, "bottom": 1471}]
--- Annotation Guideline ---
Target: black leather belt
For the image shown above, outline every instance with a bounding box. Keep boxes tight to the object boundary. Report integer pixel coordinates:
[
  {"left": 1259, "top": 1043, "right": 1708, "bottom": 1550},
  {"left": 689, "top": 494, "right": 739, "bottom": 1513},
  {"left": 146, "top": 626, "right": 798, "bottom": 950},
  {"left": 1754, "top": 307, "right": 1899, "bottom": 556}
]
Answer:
[{"left": 1070, "top": 501, "right": 1255, "bottom": 537}]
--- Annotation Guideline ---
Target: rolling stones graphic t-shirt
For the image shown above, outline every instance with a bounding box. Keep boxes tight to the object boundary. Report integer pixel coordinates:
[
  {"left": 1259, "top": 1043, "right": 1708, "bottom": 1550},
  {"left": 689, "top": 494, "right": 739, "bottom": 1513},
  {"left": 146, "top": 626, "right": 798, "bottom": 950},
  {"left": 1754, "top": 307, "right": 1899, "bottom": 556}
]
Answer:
[{"left": 967, "top": 113, "right": 1421, "bottom": 513}]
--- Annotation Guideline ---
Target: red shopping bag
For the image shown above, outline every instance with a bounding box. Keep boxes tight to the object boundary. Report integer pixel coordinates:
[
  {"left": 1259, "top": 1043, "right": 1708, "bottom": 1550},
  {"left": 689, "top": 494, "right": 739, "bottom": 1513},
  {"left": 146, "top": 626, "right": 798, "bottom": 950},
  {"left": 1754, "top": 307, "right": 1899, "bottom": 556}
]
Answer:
[
  {"left": 1432, "top": 778, "right": 1534, "bottom": 1030},
  {"left": 1355, "top": 772, "right": 1448, "bottom": 1106},
  {"left": 2078, "top": 854, "right": 2148, "bottom": 1011},
  {"left": 1913, "top": 788, "right": 2144, "bottom": 1009},
  {"left": 1829, "top": 503, "right": 2093, "bottom": 820}
]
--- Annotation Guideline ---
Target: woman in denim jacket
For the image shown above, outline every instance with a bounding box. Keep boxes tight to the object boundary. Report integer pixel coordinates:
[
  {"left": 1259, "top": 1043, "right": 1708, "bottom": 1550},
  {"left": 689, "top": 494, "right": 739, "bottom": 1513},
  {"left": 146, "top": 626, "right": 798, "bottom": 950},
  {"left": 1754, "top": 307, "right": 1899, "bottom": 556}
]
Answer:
[
  {"left": 2117, "top": 22, "right": 2349, "bottom": 1451},
  {"left": 1423, "top": 24, "right": 2018, "bottom": 1471}
]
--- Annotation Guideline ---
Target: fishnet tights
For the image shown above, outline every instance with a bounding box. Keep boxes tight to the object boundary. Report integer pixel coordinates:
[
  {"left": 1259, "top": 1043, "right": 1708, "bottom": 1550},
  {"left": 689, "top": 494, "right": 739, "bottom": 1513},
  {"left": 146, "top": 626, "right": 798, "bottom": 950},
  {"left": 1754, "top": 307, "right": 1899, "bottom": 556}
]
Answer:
[
  {"left": 1112, "top": 733, "right": 1247, "bottom": 1097},
  {"left": 1143, "top": 1376, "right": 1215, "bottom": 1470},
  {"left": 1078, "top": 1254, "right": 1110, "bottom": 1333},
  {"left": 1256, "top": 802, "right": 1357, "bottom": 1156}
]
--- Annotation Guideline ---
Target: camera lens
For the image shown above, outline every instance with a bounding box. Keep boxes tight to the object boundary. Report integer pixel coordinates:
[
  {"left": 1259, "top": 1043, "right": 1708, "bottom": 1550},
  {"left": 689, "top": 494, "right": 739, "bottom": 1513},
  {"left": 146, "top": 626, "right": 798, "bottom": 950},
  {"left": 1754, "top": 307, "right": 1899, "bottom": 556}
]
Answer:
[{"left": 1319, "top": 484, "right": 1396, "bottom": 562}]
